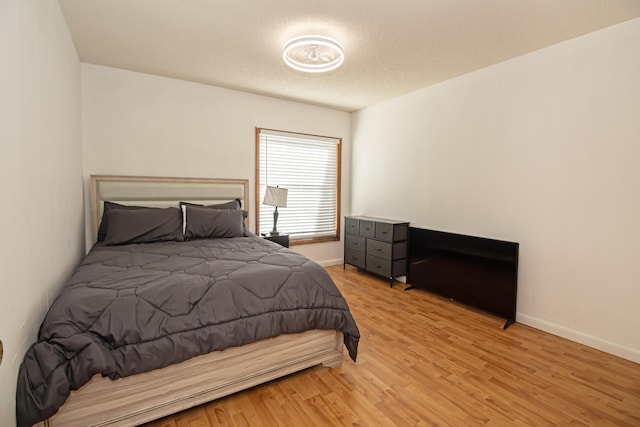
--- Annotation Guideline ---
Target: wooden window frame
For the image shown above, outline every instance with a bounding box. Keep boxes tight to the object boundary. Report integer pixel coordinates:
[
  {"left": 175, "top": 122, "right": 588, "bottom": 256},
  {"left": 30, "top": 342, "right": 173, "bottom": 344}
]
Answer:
[{"left": 255, "top": 127, "right": 341, "bottom": 245}]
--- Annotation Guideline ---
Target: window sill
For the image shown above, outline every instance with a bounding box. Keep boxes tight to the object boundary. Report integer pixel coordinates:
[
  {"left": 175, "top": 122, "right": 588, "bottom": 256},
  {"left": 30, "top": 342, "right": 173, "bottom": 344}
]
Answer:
[{"left": 290, "top": 235, "right": 339, "bottom": 246}]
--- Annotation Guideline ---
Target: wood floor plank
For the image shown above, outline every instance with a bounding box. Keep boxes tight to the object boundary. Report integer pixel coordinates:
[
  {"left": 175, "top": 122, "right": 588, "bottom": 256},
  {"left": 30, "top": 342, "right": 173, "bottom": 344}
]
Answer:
[{"left": 144, "top": 265, "right": 640, "bottom": 426}]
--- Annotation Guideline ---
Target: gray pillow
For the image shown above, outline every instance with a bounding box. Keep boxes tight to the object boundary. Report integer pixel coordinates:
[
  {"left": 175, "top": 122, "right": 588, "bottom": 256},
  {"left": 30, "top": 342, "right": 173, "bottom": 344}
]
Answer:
[
  {"left": 184, "top": 206, "right": 245, "bottom": 240},
  {"left": 97, "top": 201, "right": 151, "bottom": 242},
  {"left": 104, "top": 207, "right": 184, "bottom": 245},
  {"left": 181, "top": 200, "right": 248, "bottom": 234},
  {"left": 179, "top": 199, "right": 242, "bottom": 210}
]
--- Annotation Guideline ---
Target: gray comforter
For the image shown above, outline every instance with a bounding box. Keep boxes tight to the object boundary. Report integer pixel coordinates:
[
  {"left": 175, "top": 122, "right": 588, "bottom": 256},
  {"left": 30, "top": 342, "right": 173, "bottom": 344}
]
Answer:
[{"left": 16, "top": 237, "right": 359, "bottom": 426}]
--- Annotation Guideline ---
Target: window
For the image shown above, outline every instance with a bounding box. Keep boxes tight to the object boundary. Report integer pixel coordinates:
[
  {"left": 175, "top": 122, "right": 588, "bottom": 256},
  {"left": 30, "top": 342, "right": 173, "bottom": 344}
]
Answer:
[{"left": 256, "top": 128, "right": 341, "bottom": 244}]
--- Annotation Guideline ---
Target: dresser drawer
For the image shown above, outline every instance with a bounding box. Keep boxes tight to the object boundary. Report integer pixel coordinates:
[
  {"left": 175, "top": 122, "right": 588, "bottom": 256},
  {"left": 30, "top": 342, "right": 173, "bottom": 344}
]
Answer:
[
  {"left": 367, "top": 239, "right": 407, "bottom": 260},
  {"left": 345, "top": 217, "right": 359, "bottom": 235},
  {"left": 375, "top": 221, "right": 408, "bottom": 242},
  {"left": 344, "top": 249, "right": 365, "bottom": 269},
  {"left": 374, "top": 222, "right": 393, "bottom": 242},
  {"left": 345, "top": 234, "right": 366, "bottom": 251},
  {"left": 366, "top": 254, "right": 391, "bottom": 277},
  {"left": 358, "top": 220, "right": 375, "bottom": 238},
  {"left": 366, "top": 239, "right": 391, "bottom": 259}
]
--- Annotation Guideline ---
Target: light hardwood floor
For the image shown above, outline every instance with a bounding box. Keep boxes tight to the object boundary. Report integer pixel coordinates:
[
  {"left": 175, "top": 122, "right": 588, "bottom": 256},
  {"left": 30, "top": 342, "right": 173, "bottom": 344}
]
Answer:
[{"left": 145, "top": 265, "right": 640, "bottom": 426}]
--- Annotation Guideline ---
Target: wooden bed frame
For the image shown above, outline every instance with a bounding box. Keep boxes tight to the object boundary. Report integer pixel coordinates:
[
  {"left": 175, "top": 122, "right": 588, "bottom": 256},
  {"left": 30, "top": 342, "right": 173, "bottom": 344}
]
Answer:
[{"left": 36, "top": 175, "right": 344, "bottom": 427}]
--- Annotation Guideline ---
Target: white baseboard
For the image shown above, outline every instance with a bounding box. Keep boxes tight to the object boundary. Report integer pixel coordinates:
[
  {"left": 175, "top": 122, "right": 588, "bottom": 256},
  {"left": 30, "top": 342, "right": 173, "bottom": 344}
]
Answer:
[
  {"left": 318, "top": 258, "right": 344, "bottom": 267},
  {"left": 517, "top": 313, "right": 640, "bottom": 364}
]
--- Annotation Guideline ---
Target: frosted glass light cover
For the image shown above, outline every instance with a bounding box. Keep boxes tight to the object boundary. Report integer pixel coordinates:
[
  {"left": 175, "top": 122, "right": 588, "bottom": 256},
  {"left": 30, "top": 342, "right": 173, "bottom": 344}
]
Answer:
[{"left": 283, "top": 35, "right": 344, "bottom": 73}]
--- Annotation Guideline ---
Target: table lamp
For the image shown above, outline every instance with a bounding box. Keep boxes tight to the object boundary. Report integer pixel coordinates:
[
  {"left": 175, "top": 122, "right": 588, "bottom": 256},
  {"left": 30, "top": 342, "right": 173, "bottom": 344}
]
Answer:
[{"left": 263, "top": 186, "right": 288, "bottom": 236}]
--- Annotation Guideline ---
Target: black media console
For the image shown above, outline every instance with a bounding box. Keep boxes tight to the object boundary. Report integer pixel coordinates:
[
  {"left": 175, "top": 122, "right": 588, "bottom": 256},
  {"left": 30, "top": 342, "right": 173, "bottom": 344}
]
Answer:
[{"left": 407, "top": 227, "right": 519, "bottom": 329}]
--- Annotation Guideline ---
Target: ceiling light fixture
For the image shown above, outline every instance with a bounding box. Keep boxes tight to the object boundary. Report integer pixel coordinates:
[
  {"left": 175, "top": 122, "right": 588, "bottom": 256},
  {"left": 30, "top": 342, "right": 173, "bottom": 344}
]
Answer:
[{"left": 283, "top": 35, "right": 344, "bottom": 73}]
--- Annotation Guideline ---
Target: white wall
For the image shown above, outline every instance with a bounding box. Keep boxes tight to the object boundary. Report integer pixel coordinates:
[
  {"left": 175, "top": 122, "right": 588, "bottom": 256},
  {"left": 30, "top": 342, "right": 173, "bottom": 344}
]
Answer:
[
  {"left": 81, "top": 65, "right": 352, "bottom": 264},
  {"left": 0, "top": 0, "right": 84, "bottom": 423},
  {"left": 351, "top": 18, "right": 640, "bottom": 362}
]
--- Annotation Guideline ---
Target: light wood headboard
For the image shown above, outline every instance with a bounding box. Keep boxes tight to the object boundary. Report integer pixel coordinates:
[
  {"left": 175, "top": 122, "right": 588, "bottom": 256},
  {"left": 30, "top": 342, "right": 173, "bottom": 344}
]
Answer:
[{"left": 90, "top": 175, "right": 249, "bottom": 241}]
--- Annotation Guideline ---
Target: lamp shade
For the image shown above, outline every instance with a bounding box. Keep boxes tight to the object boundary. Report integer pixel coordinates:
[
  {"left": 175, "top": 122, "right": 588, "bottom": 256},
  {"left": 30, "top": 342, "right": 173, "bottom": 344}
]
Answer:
[{"left": 263, "top": 186, "right": 288, "bottom": 208}]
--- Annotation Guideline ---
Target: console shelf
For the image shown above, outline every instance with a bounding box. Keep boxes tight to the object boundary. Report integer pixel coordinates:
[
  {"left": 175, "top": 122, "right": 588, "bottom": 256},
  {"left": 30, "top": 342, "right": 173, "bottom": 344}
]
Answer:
[{"left": 407, "top": 227, "right": 519, "bottom": 329}]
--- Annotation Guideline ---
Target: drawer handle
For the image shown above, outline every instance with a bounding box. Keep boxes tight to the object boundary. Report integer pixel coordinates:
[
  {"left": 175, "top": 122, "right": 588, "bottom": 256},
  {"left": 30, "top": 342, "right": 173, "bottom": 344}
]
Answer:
[
  {"left": 381, "top": 231, "right": 388, "bottom": 234},
  {"left": 365, "top": 227, "right": 370, "bottom": 231},
  {"left": 354, "top": 242, "right": 359, "bottom": 246},
  {"left": 376, "top": 248, "right": 381, "bottom": 252}
]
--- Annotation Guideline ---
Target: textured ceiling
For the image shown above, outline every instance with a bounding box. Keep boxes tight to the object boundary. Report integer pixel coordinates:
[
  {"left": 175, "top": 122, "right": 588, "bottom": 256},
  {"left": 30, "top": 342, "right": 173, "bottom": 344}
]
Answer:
[{"left": 58, "top": 0, "right": 640, "bottom": 112}]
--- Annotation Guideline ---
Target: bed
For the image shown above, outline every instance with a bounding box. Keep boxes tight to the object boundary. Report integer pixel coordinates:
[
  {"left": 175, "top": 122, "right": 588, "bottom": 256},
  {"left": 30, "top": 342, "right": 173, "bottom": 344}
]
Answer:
[{"left": 17, "top": 175, "right": 359, "bottom": 427}]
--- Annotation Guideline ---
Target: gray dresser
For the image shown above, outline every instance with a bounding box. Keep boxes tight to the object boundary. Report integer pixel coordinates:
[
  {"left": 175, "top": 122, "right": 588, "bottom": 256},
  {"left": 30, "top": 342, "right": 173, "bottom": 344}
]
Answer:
[{"left": 344, "top": 216, "right": 409, "bottom": 286}]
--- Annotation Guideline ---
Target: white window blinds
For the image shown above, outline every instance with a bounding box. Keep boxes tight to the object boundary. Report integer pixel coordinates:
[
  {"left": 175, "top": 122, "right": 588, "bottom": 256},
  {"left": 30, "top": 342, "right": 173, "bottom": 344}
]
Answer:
[{"left": 258, "top": 129, "right": 341, "bottom": 241}]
